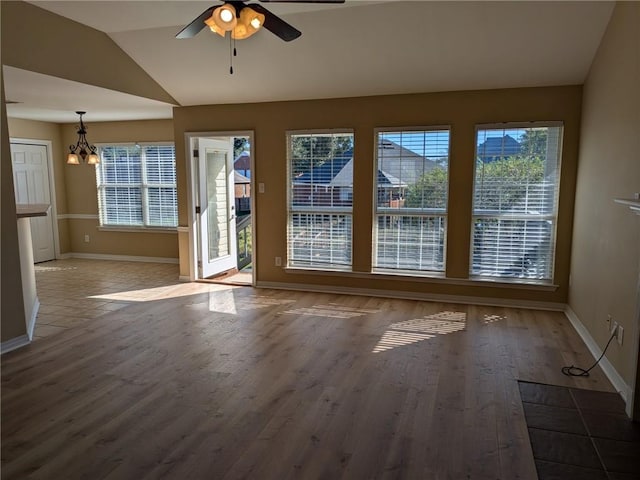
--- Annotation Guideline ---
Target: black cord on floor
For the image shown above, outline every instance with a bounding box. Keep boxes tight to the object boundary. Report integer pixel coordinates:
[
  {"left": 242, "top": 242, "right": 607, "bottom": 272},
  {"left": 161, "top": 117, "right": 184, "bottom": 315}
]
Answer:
[{"left": 561, "top": 331, "right": 617, "bottom": 377}]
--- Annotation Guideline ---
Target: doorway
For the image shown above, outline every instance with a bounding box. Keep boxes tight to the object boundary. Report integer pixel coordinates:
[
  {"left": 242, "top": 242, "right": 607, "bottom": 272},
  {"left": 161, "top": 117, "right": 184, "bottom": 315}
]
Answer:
[
  {"left": 10, "top": 141, "right": 57, "bottom": 263},
  {"left": 188, "top": 132, "right": 254, "bottom": 285}
]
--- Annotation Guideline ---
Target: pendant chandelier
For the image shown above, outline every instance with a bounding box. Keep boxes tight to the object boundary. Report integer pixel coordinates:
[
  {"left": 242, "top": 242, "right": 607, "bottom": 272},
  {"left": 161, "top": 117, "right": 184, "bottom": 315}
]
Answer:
[{"left": 67, "top": 111, "right": 99, "bottom": 165}]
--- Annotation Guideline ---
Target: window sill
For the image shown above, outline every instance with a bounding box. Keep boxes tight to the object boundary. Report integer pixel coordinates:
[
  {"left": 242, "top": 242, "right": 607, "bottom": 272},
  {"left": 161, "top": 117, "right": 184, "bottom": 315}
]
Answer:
[
  {"left": 97, "top": 226, "right": 178, "bottom": 234},
  {"left": 285, "top": 266, "right": 352, "bottom": 275},
  {"left": 466, "top": 275, "right": 558, "bottom": 291},
  {"left": 284, "top": 267, "right": 558, "bottom": 291}
]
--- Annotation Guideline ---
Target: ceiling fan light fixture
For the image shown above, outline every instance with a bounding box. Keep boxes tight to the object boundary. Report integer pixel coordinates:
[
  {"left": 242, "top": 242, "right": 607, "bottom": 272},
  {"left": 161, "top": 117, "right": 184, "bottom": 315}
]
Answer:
[
  {"left": 220, "top": 8, "right": 234, "bottom": 23},
  {"left": 205, "top": 19, "right": 226, "bottom": 37},
  {"left": 207, "top": 3, "right": 237, "bottom": 33},
  {"left": 233, "top": 6, "right": 265, "bottom": 40},
  {"left": 250, "top": 17, "right": 262, "bottom": 29}
]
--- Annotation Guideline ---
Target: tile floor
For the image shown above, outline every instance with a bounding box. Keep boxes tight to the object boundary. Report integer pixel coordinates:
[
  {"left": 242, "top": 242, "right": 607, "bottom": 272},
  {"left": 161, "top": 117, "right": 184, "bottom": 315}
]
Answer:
[
  {"left": 33, "top": 259, "right": 183, "bottom": 339},
  {"left": 519, "top": 381, "right": 640, "bottom": 480}
]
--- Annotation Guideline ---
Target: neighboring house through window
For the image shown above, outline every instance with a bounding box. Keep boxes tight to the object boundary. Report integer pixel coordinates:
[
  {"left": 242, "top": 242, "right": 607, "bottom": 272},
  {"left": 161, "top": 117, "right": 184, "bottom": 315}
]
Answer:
[
  {"left": 472, "top": 123, "right": 563, "bottom": 282},
  {"left": 96, "top": 144, "right": 178, "bottom": 228},
  {"left": 373, "top": 128, "right": 451, "bottom": 273},
  {"left": 287, "top": 131, "right": 354, "bottom": 269}
]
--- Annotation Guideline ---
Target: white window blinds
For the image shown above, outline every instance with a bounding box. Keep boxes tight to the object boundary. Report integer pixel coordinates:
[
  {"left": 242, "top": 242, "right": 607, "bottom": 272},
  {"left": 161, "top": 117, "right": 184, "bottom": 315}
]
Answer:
[
  {"left": 97, "top": 144, "right": 178, "bottom": 228},
  {"left": 472, "top": 124, "right": 562, "bottom": 281},
  {"left": 374, "top": 129, "right": 450, "bottom": 272},
  {"left": 287, "top": 131, "right": 354, "bottom": 268}
]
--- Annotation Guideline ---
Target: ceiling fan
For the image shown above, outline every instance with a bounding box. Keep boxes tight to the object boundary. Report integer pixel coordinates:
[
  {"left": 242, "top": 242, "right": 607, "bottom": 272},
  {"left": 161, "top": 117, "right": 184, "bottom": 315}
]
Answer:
[{"left": 176, "top": 0, "right": 346, "bottom": 42}]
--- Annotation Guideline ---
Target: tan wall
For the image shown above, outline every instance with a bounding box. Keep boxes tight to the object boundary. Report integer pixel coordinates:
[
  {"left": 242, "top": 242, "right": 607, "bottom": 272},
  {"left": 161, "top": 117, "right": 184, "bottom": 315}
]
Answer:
[
  {"left": 174, "top": 85, "right": 583, "bottom": 303},
  {"left": 6, "top": 118, "right": 179, "bottom": 258},
  {"left": 0, "top": 1, "right": 176, "bottom": 105},
  {"left": 569, "top": 3, "right": 640, "bottom": 391},
  {"left": 60, "top": 119, "right": 179, "bottom": 259},
  {"left": 7, "top": 118, "right": 70, "bottom": 253},
  {"left": 1, "top": 72, "right": 27, "bottom": 342}
]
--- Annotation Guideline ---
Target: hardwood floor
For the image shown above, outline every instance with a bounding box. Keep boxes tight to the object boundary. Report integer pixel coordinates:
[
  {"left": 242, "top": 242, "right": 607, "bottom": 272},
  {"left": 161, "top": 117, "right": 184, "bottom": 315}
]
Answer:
[{"left": 1, "top": 260, "right": 616, "bottom": 479}]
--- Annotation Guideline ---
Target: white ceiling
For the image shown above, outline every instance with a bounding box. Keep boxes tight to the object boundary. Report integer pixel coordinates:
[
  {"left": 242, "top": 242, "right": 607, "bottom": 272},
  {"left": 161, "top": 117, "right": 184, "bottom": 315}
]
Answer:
[
  {"left": 4, "top": 1, "right": 615, "bottom": 123},
  {"left": 3, "top": 66, "right": 174, "bottom": 122}
]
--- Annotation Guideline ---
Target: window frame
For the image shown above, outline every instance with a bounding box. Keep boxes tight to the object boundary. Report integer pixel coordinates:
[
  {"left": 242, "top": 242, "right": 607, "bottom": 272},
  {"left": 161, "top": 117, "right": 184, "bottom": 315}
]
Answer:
[
  {"left": 286, "top": 129, "right": 355, "bottom": 270},
  {"left": 372, "top": 126, "right": 452, "bottom": 275},
  {"left": 470, "top": 121, "right": 563, "bottom": 284},
  {"left": 96, "top": 142, "right": 178, "bottom": 230}
]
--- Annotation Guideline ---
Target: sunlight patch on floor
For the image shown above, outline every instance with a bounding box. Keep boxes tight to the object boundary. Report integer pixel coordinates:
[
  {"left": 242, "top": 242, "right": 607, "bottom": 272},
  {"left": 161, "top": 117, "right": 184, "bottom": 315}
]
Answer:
[
  {"left": 208, "top": 293, "right": 298, "bottom": 314},
  {"left": 483, "top": 314, "right": 506, "bottom": 325},
  {"left": 35, "top": 265, "right": 78, "bottom": 273},
  {"left": 90, "top": 282, "right": 223, "bottom": 302},
  {"left": 281, "top": 303, "right": 380, "bottom": 319},
  {"left": 372, "top": 330, "right": 435, "bottom": 353},
  {"left": 372, "top": 311, "right": 467, "bottom": 353},
  {"left": 236, "top": 296, "right": 297, "bottom": 311},
  {"left": 209, "top": 288, "right": 238, "bottom": 314}
]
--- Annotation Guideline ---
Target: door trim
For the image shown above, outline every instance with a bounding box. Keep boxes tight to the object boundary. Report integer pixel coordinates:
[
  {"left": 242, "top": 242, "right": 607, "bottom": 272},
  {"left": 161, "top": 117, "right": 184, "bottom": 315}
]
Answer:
[
  {"left": 184, "top": 131, "right": 255, "bottom": 284},
  {"left": 10, "top": 138, "right": 61, "bottom": 260}
]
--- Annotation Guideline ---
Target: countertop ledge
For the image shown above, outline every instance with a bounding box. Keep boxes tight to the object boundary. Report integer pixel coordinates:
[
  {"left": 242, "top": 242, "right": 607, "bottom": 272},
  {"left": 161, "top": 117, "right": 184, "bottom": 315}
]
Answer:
[{"left": 16, "top": 204, "right": 50, "bottom": 218}]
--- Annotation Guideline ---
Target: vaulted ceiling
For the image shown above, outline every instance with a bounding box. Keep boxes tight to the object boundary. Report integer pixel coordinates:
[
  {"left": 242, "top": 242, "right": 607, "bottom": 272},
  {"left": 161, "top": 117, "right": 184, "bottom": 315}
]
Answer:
[{"left": 3, "top": 1, "right": 615, "bottom": 122}]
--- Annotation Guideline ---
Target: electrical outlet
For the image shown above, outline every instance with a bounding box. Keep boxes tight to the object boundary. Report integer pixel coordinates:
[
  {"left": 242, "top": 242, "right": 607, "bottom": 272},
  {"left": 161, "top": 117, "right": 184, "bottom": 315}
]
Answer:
[
  {"left": 84, "top": 234, "right": 90, "bottom": 243},
  {"left": 617, "top": 326, "right": 624, "bottom": 345},
  {"left": 275, "top": 256, "right": 282, "bottom": 267},
  {"left": 611, "top": 321, "right": 619, "bottom": 336}
]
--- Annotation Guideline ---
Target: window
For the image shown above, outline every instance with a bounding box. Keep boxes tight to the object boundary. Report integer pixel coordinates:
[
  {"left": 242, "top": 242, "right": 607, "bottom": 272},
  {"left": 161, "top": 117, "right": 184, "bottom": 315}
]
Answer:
[
  {"left": 287, "top": 131, "right": 354, "bottom": 269},
  {"left": 472, "top": 123, "right": 563, "bottom": 281},
  {"left": 373, "top": 128, "right": 450, "bottom": 272},
  {"left": 96, "top": 144, "right": 178, "bottom": 228}
]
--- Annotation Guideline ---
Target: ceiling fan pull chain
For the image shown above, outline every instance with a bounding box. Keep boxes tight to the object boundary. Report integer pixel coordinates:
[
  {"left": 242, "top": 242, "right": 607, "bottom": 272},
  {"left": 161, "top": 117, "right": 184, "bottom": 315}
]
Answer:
[{"left": 229, "top": 35, "right": 234, "bottom": 74}]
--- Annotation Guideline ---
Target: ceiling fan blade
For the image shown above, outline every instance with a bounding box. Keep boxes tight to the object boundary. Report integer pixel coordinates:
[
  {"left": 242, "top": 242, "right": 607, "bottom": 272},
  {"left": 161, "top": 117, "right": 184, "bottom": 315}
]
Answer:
[
  {"left": 250, "top": 3, "right": 302, "bottom": 42},
  {"left": 176, "top": 6, "right": 215, "bottom": 39}
]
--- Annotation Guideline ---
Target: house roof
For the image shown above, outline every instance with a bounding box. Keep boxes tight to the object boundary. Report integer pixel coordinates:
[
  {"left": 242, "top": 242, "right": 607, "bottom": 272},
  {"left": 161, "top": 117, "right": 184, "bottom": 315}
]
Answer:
[
  {"left": 234, "top": 151, "right": 251, "bottom": 171},
  {"left": 377, "top": 169, "right": 405, "bottom": 188},
  {"left": 477, "top": 135, "right": 522, "bottom": 162},
  {"left": 377, "top": 140, "right": 438, "bottom": 185},
  {"left": 293, "top": 153, "right": 352, "bottom": 186},
  {"left": 293, "top": 143, "right": 420, "bottom": 188}
]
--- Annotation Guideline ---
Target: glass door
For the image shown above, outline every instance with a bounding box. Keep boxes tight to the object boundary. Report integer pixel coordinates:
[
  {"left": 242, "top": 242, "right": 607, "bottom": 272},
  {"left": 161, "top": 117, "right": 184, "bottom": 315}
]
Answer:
[{"left": 198, "top": 138, "right": 237, "bottom": 278}]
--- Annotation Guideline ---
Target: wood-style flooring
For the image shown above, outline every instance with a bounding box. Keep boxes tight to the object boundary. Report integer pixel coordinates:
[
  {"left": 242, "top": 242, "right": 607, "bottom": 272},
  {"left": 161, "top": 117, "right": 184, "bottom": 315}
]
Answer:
[{"left": 1, "top": 259, "right": 617, "bottom": 480}]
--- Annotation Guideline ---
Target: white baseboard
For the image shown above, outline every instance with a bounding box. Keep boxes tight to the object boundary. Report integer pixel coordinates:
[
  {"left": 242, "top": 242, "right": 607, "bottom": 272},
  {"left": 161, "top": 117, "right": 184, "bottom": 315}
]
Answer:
[
  {"left": 69, "top": 253, "right": 179, "bottom": 264},
  {"left": 26, "top": 298, "right": 40, "bottom": 341},
  {"left": 1, "top": 334, "right": 31, "bottom": 354},
  {"left": 564, "top": 306, "right": 631, "bottom": 407},
  {"left": 255, "top": 281, "right": 566, "bottom": 311},
  {"left": 57, "top": 253, "right": 72, "bottom": 260}
]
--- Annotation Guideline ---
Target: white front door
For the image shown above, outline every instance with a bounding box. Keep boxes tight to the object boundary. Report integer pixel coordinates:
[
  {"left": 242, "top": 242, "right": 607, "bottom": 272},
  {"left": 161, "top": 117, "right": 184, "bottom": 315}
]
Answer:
[
  {"left": 198, "top": 138, "right": 237, "bottom": 278},
  {"left": 11, "top": 142, "right": 56, "bottom": 263}
]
